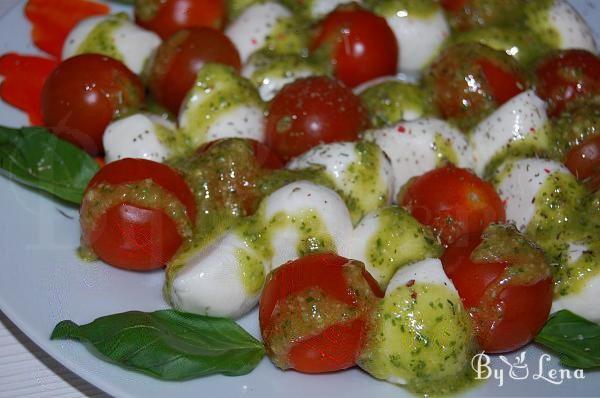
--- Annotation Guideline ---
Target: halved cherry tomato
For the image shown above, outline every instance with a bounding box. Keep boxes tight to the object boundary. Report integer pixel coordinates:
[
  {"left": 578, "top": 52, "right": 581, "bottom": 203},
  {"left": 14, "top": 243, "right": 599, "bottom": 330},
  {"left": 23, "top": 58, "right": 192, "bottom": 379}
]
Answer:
[
  {"left": 41, "top": 54, "right": 144, "bottom": 155},
  {"left": 424, "top": 43, "right": 526, "bottom": 131},
  {"left": 80, "top": 158, "right": 196, "bottom": 271},
  {"left": 148, "top": 28, "right": 241, "bottom": 115},
  {"left": 260, "top": 253, "right": 383, "bottom": 373},
  {"left": 565, "top": 134, "right": 600, "bottom": 183},
  {"left": 441, "top": 227, "right": 553, "bottom": 353},
  {"left": 266, "top": 76, "right": 370, "bottom": 160},
  {"left": 535, "top": 49, "right": 600, "bottom": 117},
  {"left": 135, "top": 0, "right": 227, "bottom": 39},
  {"left": 310, "top": 6, "right": 398, "bottom": 88},
  {"left": 399, "top": 165, "right": 506, "bottom": 246}
]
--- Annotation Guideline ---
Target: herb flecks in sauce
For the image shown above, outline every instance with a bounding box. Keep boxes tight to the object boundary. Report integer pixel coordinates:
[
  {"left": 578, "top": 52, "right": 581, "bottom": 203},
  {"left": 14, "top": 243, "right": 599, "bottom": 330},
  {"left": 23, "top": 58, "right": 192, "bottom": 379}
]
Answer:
[{"left": 76, "top": 13, "right": 128, "bottom": 62}]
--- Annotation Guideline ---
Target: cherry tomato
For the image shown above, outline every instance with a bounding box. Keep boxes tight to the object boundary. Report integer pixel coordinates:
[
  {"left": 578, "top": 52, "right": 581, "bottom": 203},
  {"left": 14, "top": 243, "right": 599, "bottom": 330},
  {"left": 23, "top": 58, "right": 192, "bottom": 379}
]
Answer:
[
  {"left": 135, "top": 0, "right": 227, "bottom": 39},
  {"left": 424, "top": 43, "right": 526, "bottom": 131},
  {"left": 80, "top": 158, "right": 196, "bottom": 271},
  {"left": 260, "top": 253, "right": 383, "bottom": 373},
  {"left": 41, "top": 54, "right": 144, "bottom": 156},
  {"left": 310, "top": 6, "right": 398, "bottom": 88},
  {"left": 148, "top": 28, "right": 241, "bottom": 115},
  {"left": 197, "top": 138, "right": 284, "bottom": 170},
  {"left": 266, "top": 76, "right": 370, "bottom": 160},
  {"left": 565, "top": 134, "right": 600, "bottom": 182},
  {"left": 441, "top": 228, "right": 553, "bottom": 353},
  {"left": 399, "top": 165, "right": 506, "bottom": 246},
  {"left": 535, "top": 49, "right": 600, "bottom": 117}
]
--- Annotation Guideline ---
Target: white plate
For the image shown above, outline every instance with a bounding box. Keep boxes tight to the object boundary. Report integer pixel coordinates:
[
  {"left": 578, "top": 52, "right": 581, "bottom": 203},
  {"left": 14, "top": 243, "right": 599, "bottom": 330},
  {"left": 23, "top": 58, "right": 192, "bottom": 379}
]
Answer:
[{"left": 0, "top": 1, "right": 599, "bottom": 397}]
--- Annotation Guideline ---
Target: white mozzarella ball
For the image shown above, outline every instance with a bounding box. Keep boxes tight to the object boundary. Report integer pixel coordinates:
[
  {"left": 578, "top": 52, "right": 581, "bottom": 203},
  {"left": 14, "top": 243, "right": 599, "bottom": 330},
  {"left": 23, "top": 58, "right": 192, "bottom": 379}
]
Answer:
[
  {"left": 258, "top": 181, "right": 353, "bottom": 269},
  {"left": 243, "top": 61, "right": 314, "bottom": 101},
  {"left": 495, "top": 158, "right": 569, "bottom": 232},
  {"left": 63, "top": 14, "right": 161, "bottom": 75},
  {"left": 363, "top": 118, "right": 472, "bottom": 196},
  {"left": 310, "top": 0, "right": 362, "bottom": 19},
  {"left": 287, "top": 141, "right": 394, "bottom": 222},
  {"left": 470, "top": 90, "right": 549, "bottom": 176},
  {"left": 204, "top": 105, "right": 266, "bottom": 143},
  {"left": 552, "top": 265, "right": 600, "bottom": 323},
  {"left": 169, "top": 232, "right": 268, "bottom": 318},
  {"left": 226, "top": 2, "right": 293, "bottom": 63},
  {"left": 385, "top": 258, "right": 457, "bottom": 296},
  {"left": 103, "top": 114, "right": 174, "bottom": 163}
]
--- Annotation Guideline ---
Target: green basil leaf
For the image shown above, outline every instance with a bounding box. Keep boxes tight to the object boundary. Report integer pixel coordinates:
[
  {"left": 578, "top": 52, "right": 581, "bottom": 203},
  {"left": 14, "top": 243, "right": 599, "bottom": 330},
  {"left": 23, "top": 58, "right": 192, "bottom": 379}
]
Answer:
[
  {"left": 535, "top": 310, "right": 600, "bottom": 369},
  {"left": 0, "top": 125, "right": 99, "bottom": 204},
  {"left": 51, "top": 310, "right": 265, "bottom": 380}
]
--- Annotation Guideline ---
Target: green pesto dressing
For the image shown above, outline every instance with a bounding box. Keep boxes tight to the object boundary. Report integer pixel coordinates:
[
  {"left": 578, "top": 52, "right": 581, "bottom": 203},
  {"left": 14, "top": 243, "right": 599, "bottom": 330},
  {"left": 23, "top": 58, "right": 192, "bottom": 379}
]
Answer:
[
  {"left": 263, "top": 16, "right": 310, "bottom": 58},
  {"left": 365, "top": 0, "right": 439, "bottom": 19},
  {"left": 75, "top": 13, "right": 127, "bottom": 62},
  {"left": 278, "top": 0, "right": 315, "bottom": 19},
  {"left": 226, "top": 0, "right": 263, "bottom": 19},
  {"left": 179, "top": 64, "right": 264, "bottom": 152},
  {"left": 550, "top": 98, "right": 600, "bottom": 159},
  {"left": 359, "top": 81, "right": 430, "bottom": 128},
  {"left": 358, "top": 282, "right": 478, "bottom": 395},
  {"left": 134, "top": 0, "right": 162, "bottom": 22},
  {"left": 365, "top": 207, "right": 442, "bottom": 288},
  {"left": 524, "top": 0, "right": 562, "bottom": 50},
  {"left": 235, "top": 247, "right": 266, "bottom": 294},
  {"left": 432, "top": 132, "right": 458, "bottom": 167}
]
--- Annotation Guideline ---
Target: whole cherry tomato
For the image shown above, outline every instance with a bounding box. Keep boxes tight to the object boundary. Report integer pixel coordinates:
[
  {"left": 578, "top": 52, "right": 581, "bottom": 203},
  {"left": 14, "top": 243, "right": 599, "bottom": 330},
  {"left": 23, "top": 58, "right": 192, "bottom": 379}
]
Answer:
[
  {"left": 400, "top": 165, "right": 506, "bottom": 246},
  {"left": 41, "top": 54, "right": 144, "bottom": 155},
  {"left": 310, "top": 6, "right": 398, "bottom": 88},
  {"left": 266, "top": 76, "right": 370, "bottom": 160},
  {"left": 441, "top": 226, "right": 553, "bottom": 353},
  {"left": 148, "top": 28, "right": 241, "bottom": 115},
  {"left": 565, "top": 134, "right": 600, "bottom": 183},
  {"left": 135, "top": 0, "right": 227, "bottom": 39},
  {"left": 80, "top": 158, "right": 196, "bottom": 271},
  {"left": 260, "top": 253, "right": 383, "bottom": 373},
  {"left": 535, "top": 49, "right": 600, "bottom": 117}
]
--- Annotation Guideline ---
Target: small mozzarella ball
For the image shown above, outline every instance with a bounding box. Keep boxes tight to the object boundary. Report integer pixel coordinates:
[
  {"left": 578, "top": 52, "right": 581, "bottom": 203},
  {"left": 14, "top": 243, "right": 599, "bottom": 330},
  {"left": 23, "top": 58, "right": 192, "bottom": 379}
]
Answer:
[
  {"left": 372, "top": 3, "right": 449, "bottom": 76},
  {"left": 494, "top": 158, "right": 569, "bottom": 231},
  {"left": 526, "top": 0, "right": 597, "bottom": 54},
  {"left": 470, "top": 90, "right": 550, "bottom": 177},
  {"left": 552, "top": 263, "right": 600, "bottom": 323},
  {"left": 287, "top": 141, "right": 393, "bottom": 223},
  {"left": 168, "top": 231, "right": 268, "bottom": 319},
  {"left": 363, "top": 118, "right": 472, "bottom": 196},
  {"left": 346, "top": 206, "right": 442, "bottom": 289},
  {"left": 178, "top": 64, "right": 265, "bottom": 151},
  {"left": 258, "top": 181, "right": 353, "bottom": 269},
  {"left": 103, "top": 114, "right": 174, "bottom": 163},
  {"left": 310, "top": 0, "right": 363, "bottom": 19},
  {"left": 226, "top": 2, "right": 295, "bottom": 63},
  {"left": 63, "top": 13, "right": 161, "bottom": 75},
  {"left": 385, "top": 258, "right": 457, "bottom": 296}
]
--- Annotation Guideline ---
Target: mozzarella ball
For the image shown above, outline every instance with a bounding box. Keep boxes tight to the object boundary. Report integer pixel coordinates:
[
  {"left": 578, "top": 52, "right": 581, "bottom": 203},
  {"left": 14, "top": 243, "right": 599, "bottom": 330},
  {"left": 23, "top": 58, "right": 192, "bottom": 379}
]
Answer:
[
  {"left": 552, "top": 268, "right": 600, "bottom": 323},
  {"left": 103, "top": 114, "right": 174, "bottom": 163},
  {"left": 470, "top": 90, "right": 550, "bottom": 177},
  {"left": 63, "top": 13, "right": 161, "bottom": 75},
  {"left": 363, "top": 118, "right": 472, "bottom": 196},
  {"left": 287, "top": 141, "right": 393, "bottom": 223},
  {"left": 167, "top": 231, "right": 268, "bottom": 318}
]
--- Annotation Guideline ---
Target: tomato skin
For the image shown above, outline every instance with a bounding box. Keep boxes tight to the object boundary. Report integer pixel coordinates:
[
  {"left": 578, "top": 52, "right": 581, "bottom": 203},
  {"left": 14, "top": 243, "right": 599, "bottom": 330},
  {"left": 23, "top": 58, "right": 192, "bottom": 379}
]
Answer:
[
  {"left": 266, "top": 76, "right": 370, "bottom": 160},
  {"left": 41, "top": 54, "right": 144, "bottom": 156},
  {"left": 442, "top": 234, "right": 553, "bottom": 353},
  {"left": 148, "top": 28, "right": 241, "bottom": 115},
  {"left": 400, "top": 165, "right": 506, "bottom": 246},
  {"left": 259, "top": 253, "right": 383, "bottom": 373},
  {"left": 81, "top": 159, "right": 196, "bottom": 271},
  {"left": 565, "top": 134, "right": 600, "bottom": 182},
  {"left": 310, "top": 6, "right": 398, "bottom": 88},
  {"left": 535, "top": 50, "right": 600, "bottom": 117},
  {"left": 135, "top": 0, "right": 227, "bottom": 40}
]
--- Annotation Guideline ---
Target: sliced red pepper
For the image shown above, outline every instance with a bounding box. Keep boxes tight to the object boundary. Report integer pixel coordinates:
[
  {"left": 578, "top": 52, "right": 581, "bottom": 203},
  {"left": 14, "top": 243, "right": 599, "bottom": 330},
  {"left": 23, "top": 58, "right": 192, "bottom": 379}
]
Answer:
[
  {"left": 24, "top": 0, "right": 110, "bottom": 59},
  {"left": 0, "top": 53, "right": 59, "bottom": 125}
]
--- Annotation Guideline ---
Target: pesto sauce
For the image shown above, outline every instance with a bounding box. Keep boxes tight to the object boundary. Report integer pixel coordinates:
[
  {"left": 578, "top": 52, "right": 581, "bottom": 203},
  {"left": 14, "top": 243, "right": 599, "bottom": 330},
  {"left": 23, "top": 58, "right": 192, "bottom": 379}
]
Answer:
[
  {"left": 365, "top": 0, "right": 439, "bottom": 19},
  {"left": 134, "top": 0, "right": 162, "bottom": 21},
  {"left": 358, "top": 282, "right": 478, "bottom": 395},
  {"left": 263, "top": 15, "right": 309, "bottom": 57},
  {"left": 432, "top": 132, "right": 458, "bottom": 166},
  {"left": 365, "top": 207, "right": 442, "bottom": 288},
  {"left": 524, "top": 0, "right": 562, "bottom": 50},
  {"left": 235, "top": 247, "right": 266, "bottom": 295},
  {"left": 226, "top": 0, "right": 263, "bottom": 19},
  {"left": 359, "top": 81, "right": 430, "bottom": 128},
  {"left": 76, "top": 13, "right": 127, "bottom": 62}
]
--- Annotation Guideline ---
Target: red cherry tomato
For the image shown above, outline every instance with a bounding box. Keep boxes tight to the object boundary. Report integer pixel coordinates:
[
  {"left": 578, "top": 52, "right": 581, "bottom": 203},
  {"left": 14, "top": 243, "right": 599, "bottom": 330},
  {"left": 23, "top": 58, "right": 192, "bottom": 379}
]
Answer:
[
  {"left": 259, "top": 253, "right": 383, "bottom": 373},
  {"left": 41, "top": 54, "right": 144, "bottom": 155},
  {"left": 80, "top": 159, "right": 196, "bottom": 271},
  {"left": 266, "top": 76, "right": 370, "bottom": 160},
  {"left": 148, "top": 28, "right": 241, "bottom": 115},
  {"left": 135, "top": 0, "right": 227, "bottom": 39},
  {"left": 535, "top": 49, "right": 600, "bottom": 117},
  {"left": 440, "top": 0, "right": 468, "bottom": 12},
  {"left": 565, "top": 134, "right": 600, "bottom": 182},
  {"left": 400, "top": 165, "right": 506, "bottom": 246},
  {"left": 441, "top": 232, "right": 553, "bottom": 353},
  {"left": 310, "top": 6, "right": 398, "bottom": 88}
]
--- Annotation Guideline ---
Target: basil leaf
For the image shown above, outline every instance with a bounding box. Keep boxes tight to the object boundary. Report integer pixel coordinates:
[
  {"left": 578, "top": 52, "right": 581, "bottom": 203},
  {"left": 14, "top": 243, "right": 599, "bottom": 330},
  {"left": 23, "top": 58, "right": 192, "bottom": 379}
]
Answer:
[
  {"left": 535, "top": 310, "right": 600, "bottom": 369},
  {"left": 0, "top": 125, "right": 99, "bottom": 204},
  {"left": 51, "top": 310, "right": 265, "bottom": 380}
]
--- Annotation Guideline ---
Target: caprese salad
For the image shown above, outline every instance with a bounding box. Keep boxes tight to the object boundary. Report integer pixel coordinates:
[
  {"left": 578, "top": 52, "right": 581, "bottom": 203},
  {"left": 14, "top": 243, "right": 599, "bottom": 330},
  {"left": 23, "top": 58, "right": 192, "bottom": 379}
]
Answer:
[{"left": 1, "top": 0, "right": 599, "bottom": 395}]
